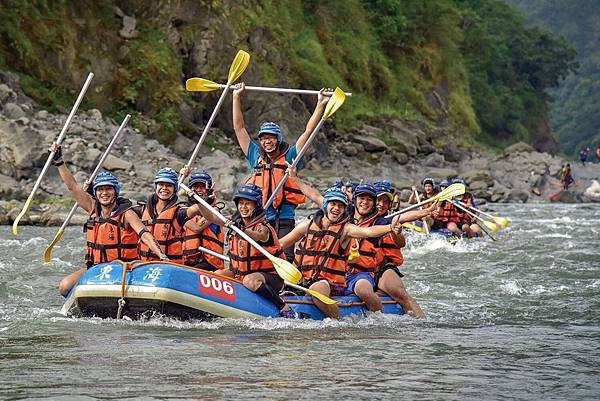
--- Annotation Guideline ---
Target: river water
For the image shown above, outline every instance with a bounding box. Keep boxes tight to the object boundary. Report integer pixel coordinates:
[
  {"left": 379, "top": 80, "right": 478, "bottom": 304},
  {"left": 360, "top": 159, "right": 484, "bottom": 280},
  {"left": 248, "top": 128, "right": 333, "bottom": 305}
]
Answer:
[{"left": 0, "top": 203, "right": 598, "bottom": 400}]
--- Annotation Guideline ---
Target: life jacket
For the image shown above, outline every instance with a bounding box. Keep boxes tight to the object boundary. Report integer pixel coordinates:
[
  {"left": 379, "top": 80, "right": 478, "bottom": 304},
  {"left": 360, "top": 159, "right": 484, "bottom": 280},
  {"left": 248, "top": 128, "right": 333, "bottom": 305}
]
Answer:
[
  {"left": 434, "top": 200, "right": 458, "bottom": 223},
  {"left": 378, "top": 226, "right": 404, "bottom": 267},
  {"left": 183, "top": 215, "right": 225, "bottom": 269},
  {"left": 347, "top": 211, "right": 384, "bottom": 275},
  {"left": 294, "top": 210, "right": 349, "bottom": 287},
  {"left": 419, "top": 191, "right": 437, "bottom": 210},
  {"left": 227, "top": 215, "right": 283, "bottom": 278},
  {"left": 454, "top": 193, "right": 474, "bottom": 223},
  {"left": 246, "top": 142, "right": 306, "bottom": 210},
  {"left": 84, "top": 198, "right": 139, "bottom": 268},
  {"left": 138, "top": 195, "right": 185, "bottom": 263}
]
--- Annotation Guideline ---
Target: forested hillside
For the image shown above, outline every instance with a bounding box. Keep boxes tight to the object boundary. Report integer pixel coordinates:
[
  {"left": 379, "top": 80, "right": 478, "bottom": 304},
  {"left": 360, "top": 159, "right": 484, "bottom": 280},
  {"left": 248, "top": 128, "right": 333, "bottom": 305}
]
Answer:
[
  {"left": 0, "top": 0, "right": 576, "bottom": 153},
  {"left": 509, "top": 0, "right": 600, "bottom": 156}
]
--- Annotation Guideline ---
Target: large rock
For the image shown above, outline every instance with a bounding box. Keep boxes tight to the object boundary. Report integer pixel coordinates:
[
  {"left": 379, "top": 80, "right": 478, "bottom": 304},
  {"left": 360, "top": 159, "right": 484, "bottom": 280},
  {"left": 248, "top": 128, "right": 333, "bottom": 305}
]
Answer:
[
  {"left": 504, "top": 141, "right": 535, "bottom": 156},
  {"left": 507, "top": 189, "right": 529, "bottom": 203},
  {"left": 0, "top": 84, "right": 16, "bottom": 104},
  {"left": 351, "top": 135, "right": 388, "bottom": 152},
  {"left": 3, "top": 103, "right": 25, "bottom": 119},
  {"left": 425, "top": 167, "right": 458, "bottom": 182},
  {"left": 423, "top": 153, "right": 445, "bottom": 167},
  {"left": 0, "top": 173, "right": 22, "bottom": 199},
  {"left": 550, "top": 190, "right": 578, "bottom": 203},
  {"left": 584, "top": 180, "right": 600, "bottom": 202},
  {"left": 104, "top": 154, "right": 133, "bottom": 171},
  {"left": 170, "top": 133, "right": 197, "bottom": 158},
  {"left": 0, "top": 119, "right": 47, "bottom": 178},
  {"left": 462, "top": 170, "right": 494, "bottom": 186}
]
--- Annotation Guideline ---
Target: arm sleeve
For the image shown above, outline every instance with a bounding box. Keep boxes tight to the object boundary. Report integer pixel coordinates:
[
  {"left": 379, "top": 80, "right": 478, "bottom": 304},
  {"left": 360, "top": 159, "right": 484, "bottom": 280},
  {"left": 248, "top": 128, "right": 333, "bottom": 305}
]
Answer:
[
  {"left": 245, "top": 141, "right": 260, "bottom": 171},
  {"left": 176, "top": 208, "right": 189, "bottom": 227},
  {"left": 286, "top": 144, "right": 304, "bottom": 171}
]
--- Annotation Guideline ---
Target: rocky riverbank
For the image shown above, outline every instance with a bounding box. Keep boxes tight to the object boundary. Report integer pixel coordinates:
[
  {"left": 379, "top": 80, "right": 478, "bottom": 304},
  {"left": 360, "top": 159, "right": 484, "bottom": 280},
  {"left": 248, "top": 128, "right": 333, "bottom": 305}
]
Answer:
[{"left": 1, "top": 71, "right": 599, "bottom": 226}]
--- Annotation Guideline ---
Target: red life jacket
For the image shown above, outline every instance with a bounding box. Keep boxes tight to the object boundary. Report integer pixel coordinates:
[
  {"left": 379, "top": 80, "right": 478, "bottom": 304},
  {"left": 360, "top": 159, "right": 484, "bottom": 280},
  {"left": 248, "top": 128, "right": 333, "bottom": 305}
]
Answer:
[
  {"left": 227, "top": 215, "right": 283, "bottom": 278},
  {"left": 419, "top": 191, "right": 438, "bottom": 210},
  {"left": 347, "top": 211, "right": 384, "bottom": 275},
  {"left": 246, "top": 142, "right": 306, "bottom": 209},
  {"left": 454, "top": 193, "right": 474, "bottom": 223},
  {"left": 294, "top": 210, "right": 349, "bottom": 287},
  {"left": 85, "top": 198, "right": 139, "bottom": 268},
  {"left": 378, "top": 232, "right": 404, "bottom": 267},
  {"left": 183, "top": 215, "right": 225, "bottom": 269},
  {"left": 434, "top": 200, "right": 458, "bottom": 223},
  {"left": 139, "top": 195, "right": 185, "bottom": 263}
]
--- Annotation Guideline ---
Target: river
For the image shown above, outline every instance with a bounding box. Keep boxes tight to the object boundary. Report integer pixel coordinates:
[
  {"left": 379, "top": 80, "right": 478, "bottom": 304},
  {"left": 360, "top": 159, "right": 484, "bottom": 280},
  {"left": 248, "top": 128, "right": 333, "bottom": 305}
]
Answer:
[{"left": 1, "top": 203, "right": 598, "bottom": 400}]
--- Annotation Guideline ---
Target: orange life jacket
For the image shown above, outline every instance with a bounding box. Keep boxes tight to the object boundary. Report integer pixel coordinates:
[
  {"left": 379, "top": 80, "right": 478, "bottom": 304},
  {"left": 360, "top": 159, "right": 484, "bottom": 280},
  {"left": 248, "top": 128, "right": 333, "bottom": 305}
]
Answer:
[
  {"left": 138, "top": 195, "right": 185, "bottom": 263},
  {"left": 246, "top": 143, "right": 306, "bottom": 209},
  {"left": 419, "top": 191, "right": 437, "bottom": 210},
  {"left": 378, "top": 232, "right": 404, "bottom": 267},
  {"left": 434, "top": 200, "right": 458, "bottom": 223},
  {"left": 85, "top": 198, "right": 139, "bottom": 268},
  {"left": 183, "top": 215, "right": 225, "bottom": 269},
  {"left": 453, "top": 193, "right": 474, "bottom": 223},
  {"left": 227, "top": 216, "right": 283, "bottom": 278},
  {"left": 348, "top": 212, "right": 384, "bottom": 275},
  {"left": 294, "top": 210, "right": 349, "bottom": 287}
]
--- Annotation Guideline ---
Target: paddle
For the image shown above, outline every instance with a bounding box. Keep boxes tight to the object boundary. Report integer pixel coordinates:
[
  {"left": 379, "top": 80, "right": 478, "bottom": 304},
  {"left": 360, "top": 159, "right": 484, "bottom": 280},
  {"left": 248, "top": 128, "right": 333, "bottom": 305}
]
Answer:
[
  {"left": 458, "top": 201, "right": 509, "bottom": 227},
  {"left": 12, "top": 72, "right": 94, "bottom": 236},
  {"left": 179, "top": 50, "right": 250, "bottom": 183},
  {"left": 402, "top": 222, "right": 424, "bottom": 233},
  {"left": 43, "top": 114, "right": 131, "bottom": 262},
  {"left": 386, "top": 183, "right": 465, "bottom": 218},
  {"left": 263, "top": 87, "right": 346, "bottom": 210},
  {"left": 453, "top": 201, "right": 499, "bottom": 233},
  {"left": 186, "top": 77, "right": 353, "bottom": 97},
  {"left": 197, "top": 245, "right": 336, "bottom": 305},
  {"left": 181, "top": 182, "right": 336, "bottom": 305},
  {"left": 414, "top": 189, "right": 430, "bottom": 234}
]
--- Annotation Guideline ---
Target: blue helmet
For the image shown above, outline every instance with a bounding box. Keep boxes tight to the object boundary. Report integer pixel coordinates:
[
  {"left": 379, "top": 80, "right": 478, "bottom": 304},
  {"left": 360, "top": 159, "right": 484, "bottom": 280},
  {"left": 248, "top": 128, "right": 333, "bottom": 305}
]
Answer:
[
  {"left": 374, "top": 180, "right": 394, "bottom": 201},
  {"left": 322, "top": 187, "right": 348, "bottom": 213},
  {"left": 353, "top": 183, "right": 377, "bottom": 202},
  {"left": 233, "top": 183, "right": 263, "bottom": 208},
  {"left": 258, "top": 122, "right": 282, "bottom": 144},
  {"left": 344, "top": 180, "right": 357, "bottom": 190},
  {"left": 93, "top": 171, "right": 120, "bottom": 196},
  {"left": 154, "top": 167, "right": 179, "bottom": 192},
  {"left": 422, "top": 177, "right": 436, "bottom": 187},
  {"left": 440, "top": 179, "right": 450, "bottom": 188},
  {"left": 452, "top": 178, "right": 466, "bottom": 185},
  {"left": 333, "top": 181, "right": 344, "bottom": 189},
  {"left": 189, "top": 169, "right": 213, "bottom": 188}
]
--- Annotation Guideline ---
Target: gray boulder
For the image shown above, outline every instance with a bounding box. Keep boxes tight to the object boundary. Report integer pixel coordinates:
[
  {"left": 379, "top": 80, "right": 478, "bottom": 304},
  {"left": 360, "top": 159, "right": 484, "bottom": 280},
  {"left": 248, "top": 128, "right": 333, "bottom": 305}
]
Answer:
[
  {"left": 504, "top": 141, "right": 535, "bottom": 156},
  {"left": 3, "top": 103, "right": 25, "bottom": 119},
  {"left": 507, "top": 189, "right": 529, "bottom": 203},
  {"left": 425, "top": 167, "right": 458, "bottom": 182},
  {"left": 351, "top": 135, "right": 388, "bottom": 152},
  {"left": 423, "top": 153, "right": 445, "bottom": 167},
  {"left": 462, "top": 170, "right": 494, "bottom": 186}
]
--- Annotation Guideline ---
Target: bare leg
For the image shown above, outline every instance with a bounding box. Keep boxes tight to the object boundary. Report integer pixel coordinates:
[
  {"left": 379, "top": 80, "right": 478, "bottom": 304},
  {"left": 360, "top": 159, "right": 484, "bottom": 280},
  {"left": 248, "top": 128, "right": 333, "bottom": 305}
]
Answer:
[
  {"left": 353, "top": 279, "right": 382, "bottom": 312},
  {"left": 214, "top": 268, "right": 235, "bottom": 277},
  {"left": 58, "top": 268, "right": 87, "bottom": 296},
  {"left": 470, "top": 223, "right": 483, "bottom": 237},
  {"left": 309, "top": 280, "right": 339, "bottom": 319},
  {"left": 461, "top": 223, "right": 473, "bottom": 239},
  {"left": 447, "top": 222, "right": 462, "bottom": 238},
  {"left": 378, "top": 269, "right": 425, "bottom": 318}
]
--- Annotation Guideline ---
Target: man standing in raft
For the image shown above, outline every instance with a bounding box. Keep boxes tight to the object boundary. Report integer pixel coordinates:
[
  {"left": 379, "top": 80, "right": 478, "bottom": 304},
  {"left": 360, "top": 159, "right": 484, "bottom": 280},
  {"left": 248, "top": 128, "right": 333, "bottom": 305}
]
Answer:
[
  {"left": 231, "top": 82, "right": 332, "bottom": 260},
  {"left": 48, "top": 144, "right": 168, "bottom": 296}
]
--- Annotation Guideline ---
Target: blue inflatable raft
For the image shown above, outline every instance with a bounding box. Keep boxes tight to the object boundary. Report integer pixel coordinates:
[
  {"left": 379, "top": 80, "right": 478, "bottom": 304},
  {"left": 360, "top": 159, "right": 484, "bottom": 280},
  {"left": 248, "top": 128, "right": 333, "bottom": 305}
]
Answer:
[{"left": 61, "top": 261, "right": 405, "bottom": 320}]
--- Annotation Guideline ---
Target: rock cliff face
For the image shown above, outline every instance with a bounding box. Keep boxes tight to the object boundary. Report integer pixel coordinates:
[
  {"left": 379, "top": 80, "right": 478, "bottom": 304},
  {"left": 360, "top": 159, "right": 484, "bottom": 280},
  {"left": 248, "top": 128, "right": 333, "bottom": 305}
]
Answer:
[{"left": 1, "top": 73, "right": 599, "bottom": 226}]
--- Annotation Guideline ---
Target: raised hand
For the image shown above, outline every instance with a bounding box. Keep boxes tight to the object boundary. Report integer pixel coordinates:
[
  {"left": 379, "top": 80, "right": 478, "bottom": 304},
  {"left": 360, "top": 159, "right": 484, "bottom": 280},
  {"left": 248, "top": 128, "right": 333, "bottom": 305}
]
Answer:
[{"left": 232, "top": 82, "right": 246, "bottom": 97}]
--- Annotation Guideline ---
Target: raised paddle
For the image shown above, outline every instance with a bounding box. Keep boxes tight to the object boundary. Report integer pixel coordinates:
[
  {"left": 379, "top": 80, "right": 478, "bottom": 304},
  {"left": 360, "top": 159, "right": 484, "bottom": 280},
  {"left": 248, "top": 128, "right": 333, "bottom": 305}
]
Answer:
[
  {"left": 414, "top": 189, "right": 430, "bottom": 234},
  {"left": 458, "top": 201, "right": 509, "bottom": 227},
  {"left": 180, "top": 182, "right": 336, "bottom": 305},
  {"left": 43, "top": 114, "right": 131, "bottom": 262},
  {"left": 180, "top": 50, "right": 250, "bottom": 183},
  {"left": 263, "top": 87, "right": 346, "bottom": 210},
  {"left": 453, "top": 201, "right": 499, "bottom": 233},
  {"left": 186, "top": 77, "right": 353, "bottom": 97},
  {"left": 386, "top": 183, "right": 466, "bottom": 218},
  {"left": 197, "top": 245, "right": 337, "bottom": 305},
  {"left": 12, "top": 72, "right": 94, "bottom": 236}
]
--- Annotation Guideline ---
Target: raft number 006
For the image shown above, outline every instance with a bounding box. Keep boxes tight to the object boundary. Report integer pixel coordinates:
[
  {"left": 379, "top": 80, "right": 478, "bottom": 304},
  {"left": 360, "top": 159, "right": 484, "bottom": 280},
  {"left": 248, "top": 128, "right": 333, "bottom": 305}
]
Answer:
[{"left": 197, "top": 272, "right": 236, "bottom": 302}]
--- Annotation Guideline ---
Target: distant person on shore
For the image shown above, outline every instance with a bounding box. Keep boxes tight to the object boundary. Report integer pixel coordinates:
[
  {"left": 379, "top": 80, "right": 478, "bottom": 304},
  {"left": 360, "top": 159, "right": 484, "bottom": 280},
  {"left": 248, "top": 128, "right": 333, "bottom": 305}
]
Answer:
[
  {"left": 579, "top": 147, "right": 589, "bottom": 166},
  {"left": 596, "top": 146, "right": 600, "bottom": 162},
  {"left": 559, "top": 163, "right": 574, "bottom": 190}
]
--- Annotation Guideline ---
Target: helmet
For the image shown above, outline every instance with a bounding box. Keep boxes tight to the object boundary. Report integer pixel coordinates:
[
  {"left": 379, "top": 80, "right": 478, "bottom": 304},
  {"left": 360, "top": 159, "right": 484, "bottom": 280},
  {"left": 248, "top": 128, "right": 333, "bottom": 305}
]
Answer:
[
  {"left": 452, "top": 178, "right": 466, "bottom": 185},
  {"left": 344, "top": 181, "right": 357, "bottom": 189},
  {"left": 189, "top": 169, "right": 213, "bottom": 188},
  {"left": 93, "top": 171, "right": 120, "bottom": 196},
  {"left": 374, "top": 180, "right": 394, "bottom": 201},
  {"left": 439, "top": 179, "right": 450, "bottom": 188},
  {"left": 258, "top": 122, "right": 282, "bottom": 144},
  {"left": 333, "top": 181, "right": 344, "bottom": 189},
  {"left": 353, "top": 183, "right": 377, "bottom": 201},
  {"left": 322, "top": 187, "right": 348, "bottom": 213},
  {"left": 422, "top": 177, "right": 436, "bottom": 187},
  {"left": 154, "top": 167, "right": 179, "bottom": 191},
  {"left": 233, "top": 183, "right": 263, "bottom": 208}
]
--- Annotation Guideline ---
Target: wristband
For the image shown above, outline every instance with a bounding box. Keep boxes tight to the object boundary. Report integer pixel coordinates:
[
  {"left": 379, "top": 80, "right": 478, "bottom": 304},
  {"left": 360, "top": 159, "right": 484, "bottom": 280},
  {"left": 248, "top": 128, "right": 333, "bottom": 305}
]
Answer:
[
  {"left": 53, "top": 160, "right": 65, "bottom": 167},
  {"left": 137, "top": 227, "right": 149, "bottom": 237}
]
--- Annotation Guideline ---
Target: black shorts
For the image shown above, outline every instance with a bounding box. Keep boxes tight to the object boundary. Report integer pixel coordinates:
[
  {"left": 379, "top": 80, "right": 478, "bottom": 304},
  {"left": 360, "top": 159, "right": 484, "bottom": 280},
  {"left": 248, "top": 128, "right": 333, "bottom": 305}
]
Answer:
[
  {"left": 193, "top": 260, "right": 219, "bottom": 272},
  {"left": 431, "top": 220, "right": 447, "bottom": 230},
  {"left": 259, "top": 272, "right": 284, "bottom": 292},
  {"left": 269, "top": 218, "right": 296, "bottom": 262},
  {"left": 374, "top": 264, "right": 404, "bottom": 291}
]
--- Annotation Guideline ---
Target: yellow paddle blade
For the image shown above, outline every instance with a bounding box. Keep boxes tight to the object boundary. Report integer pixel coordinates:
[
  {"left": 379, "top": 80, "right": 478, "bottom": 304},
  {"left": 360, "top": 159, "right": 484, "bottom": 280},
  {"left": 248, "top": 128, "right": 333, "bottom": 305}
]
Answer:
[
  {"left": 269, "top": 255, "right": 302, "bottom": 284},
  {"left": 348, "top": 239, "right": 360, "bottom": 262},
  {"left": 185, "top": 77, "right": 222, "bottom": 92},
  {"left": 402, "top": 223, "right": 423, "bottom": 233},
  {"left": 227, "top": 50, "right": 250, "bottom": 84},
  {"left": 322, "top": 87, "right": 346, "bottom": 120},
  {"left": 433, "top": 183, "right": 465, "bottom": 202},
  {"left": 493, "top": 216, "right": 509, "bottom": 227},
  {"left": 483, "top": 220, "right": 499, "bottom": 233},
  {"left": 12, "top": 196, "right": 33, "bottom": 236},
  {"left": 43, "top": 227, "right": 64, "bottom": 262},
  {"left": 305, "top": 288, "right": 338, "bottom": 305}
]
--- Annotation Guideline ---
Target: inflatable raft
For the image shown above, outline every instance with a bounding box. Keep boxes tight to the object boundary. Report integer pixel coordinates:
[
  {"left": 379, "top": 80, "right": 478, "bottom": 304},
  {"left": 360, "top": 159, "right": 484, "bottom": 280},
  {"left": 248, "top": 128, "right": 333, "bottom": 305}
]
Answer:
[{"left": 61, "top": 261, "right": 404, "bottom": 320}]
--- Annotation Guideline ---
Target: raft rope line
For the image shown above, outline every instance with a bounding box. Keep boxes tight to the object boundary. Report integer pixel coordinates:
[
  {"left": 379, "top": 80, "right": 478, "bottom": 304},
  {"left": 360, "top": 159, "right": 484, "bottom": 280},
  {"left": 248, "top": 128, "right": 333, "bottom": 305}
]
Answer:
[{"left": 116, "top": 261, "right": 130, "bottom": 319}]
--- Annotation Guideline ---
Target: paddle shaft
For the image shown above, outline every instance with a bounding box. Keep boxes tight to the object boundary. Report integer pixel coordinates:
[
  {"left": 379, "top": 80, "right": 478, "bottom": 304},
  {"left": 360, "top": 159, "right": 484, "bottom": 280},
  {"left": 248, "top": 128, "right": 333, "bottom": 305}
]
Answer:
[
  {"left": 181, "top": 84, "right": 231, "bottom": 182},
  {"left": 181, "top": 183, "right": 274, "bottom": 260},
  {"left": 221, "top": 83, "right": 352, "bottom": 96},
  {"left": 415, "top": 190, "right": 430, "bottom": 234},
  {"left": 23, "top": 73, "right": 94, "bottom": 207},
  {"left": 478, "top": 221, "right": 498, "bottom": 241},
  {"left": 386, "top": 197, "right": 432, "bottom": 218},
  {"left": 459, "top": 201, "right": 497, "bottom": 221},
  {"left": 453, "top": 201, "right": 489, "bottom": 225},
  {"left": 263, "top": 118, "right": 325, "bottom": 210},
  {"left": 198, "top": 245, "right": 228, "bottom": 262}
]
